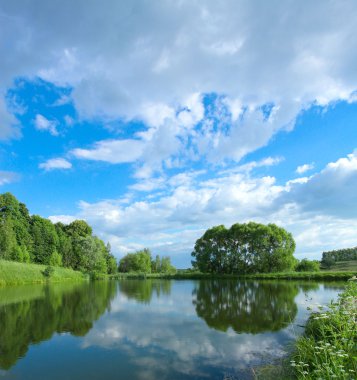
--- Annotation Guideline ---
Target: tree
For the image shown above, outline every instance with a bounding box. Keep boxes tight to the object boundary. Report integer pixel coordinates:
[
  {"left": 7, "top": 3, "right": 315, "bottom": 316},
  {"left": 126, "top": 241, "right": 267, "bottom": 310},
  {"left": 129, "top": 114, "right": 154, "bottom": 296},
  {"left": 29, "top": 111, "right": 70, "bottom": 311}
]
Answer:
[
  {"left": 119, "top": 249, "right": 152, "bottom": 273},
  {"left": 0, "top": 217, "right": 17, "bottom": 260},
  {"left": 192, "top": 222, "right": 296, "bottom": 274},
  {"left": 30, "top": 215, "right": 59, "bottom": 264},
  {"left": 49, "top": 250, "right": 63, "bottom": 267},
  {"left": 295, "top": 258, "right": 320, "bottom": 272}
]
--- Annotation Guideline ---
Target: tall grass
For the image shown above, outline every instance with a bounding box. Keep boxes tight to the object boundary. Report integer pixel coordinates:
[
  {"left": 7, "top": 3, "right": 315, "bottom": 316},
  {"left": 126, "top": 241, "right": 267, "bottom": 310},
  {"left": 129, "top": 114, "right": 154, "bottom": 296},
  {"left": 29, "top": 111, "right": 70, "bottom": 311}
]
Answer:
[
  {"left": 0, "top": 259, "right": 87, "bottom": 286},
  {"left": 290, "top": 281, "right": 357, "bottom": 379}
]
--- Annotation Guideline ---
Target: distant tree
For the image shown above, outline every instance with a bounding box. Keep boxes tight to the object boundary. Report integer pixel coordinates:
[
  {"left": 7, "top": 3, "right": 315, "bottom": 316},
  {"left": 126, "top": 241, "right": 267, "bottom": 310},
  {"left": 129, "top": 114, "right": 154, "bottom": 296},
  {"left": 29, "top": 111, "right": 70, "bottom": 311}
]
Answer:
[
  {"left": 295, "top": 258, "right": 320, "bottom": 272},
  {"left": 321, "top": 247, "right": 357, "bottom": 265},
  {"left": 192, "top": 222, "right": 296, "bottom": 274},
  {"left": 160, "top": 256, "right": 176, "bottom": 274},
  {"left": 119, "top": 249, "right": 152, "bottom": 273},
  {"left": 76, "top": 236, "right": 108, "bottom": 273}
]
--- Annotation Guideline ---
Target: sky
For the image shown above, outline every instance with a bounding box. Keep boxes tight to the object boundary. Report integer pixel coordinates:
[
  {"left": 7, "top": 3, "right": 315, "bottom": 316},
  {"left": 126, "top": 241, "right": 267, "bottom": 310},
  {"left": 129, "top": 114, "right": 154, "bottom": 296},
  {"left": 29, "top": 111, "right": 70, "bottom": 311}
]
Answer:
[{"left": 0, "top": 0, "right": 357, "bottom": 267}]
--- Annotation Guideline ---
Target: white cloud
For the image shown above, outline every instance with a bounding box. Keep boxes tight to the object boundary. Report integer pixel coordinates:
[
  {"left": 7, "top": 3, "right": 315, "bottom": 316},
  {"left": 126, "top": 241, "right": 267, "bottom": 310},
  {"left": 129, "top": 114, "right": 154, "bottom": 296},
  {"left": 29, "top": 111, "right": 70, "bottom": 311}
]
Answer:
[
  {"left": 296, "top": 163, "right": 314, "bottom": 174},
  {"left": 0, "top": 171, "right": 19, "bottom": 185},
  {"left": 34, "top": 114, "right": 59, "bottom": 136},
  {"left": 49, "top": 151, "right": 357, "bottom": 265},
  {"left": 284, "top": 151, "right": 357, "bottom": 218},
  {"left": 71, "top": 139, "right": 145, "bottom": 164},
  {"left": 39, "top": 158, "right": 72, "bottom": 171},
  {"left": 0, "top": 0, "right": 356, "bottom": 154}
]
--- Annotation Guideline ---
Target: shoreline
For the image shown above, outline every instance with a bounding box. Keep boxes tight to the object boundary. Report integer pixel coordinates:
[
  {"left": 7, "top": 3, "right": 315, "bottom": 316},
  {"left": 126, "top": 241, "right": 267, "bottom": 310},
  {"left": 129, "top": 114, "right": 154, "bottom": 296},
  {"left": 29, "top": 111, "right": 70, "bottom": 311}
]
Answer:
[{"left": 111, "top": 271, "right": 356, "bottom": 281}]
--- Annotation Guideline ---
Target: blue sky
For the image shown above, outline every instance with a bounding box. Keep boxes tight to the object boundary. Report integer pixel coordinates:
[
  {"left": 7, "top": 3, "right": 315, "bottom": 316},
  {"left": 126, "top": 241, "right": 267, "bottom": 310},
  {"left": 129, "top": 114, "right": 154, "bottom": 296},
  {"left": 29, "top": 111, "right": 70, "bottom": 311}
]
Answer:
[{"left": 0, "top": 1, "right": 357, "bottom": 267}]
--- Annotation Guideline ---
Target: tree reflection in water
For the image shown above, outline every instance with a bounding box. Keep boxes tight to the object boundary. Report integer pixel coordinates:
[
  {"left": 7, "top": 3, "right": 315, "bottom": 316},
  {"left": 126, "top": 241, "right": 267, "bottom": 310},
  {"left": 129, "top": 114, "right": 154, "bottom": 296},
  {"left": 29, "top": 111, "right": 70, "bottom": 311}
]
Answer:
[
  {"left": 193, "top": 280, "right": 317, "bottom": 334},
  {"left": 118, "top": 279, "right": 172, "bottom": 303},
  {"left": 0, "top": 281, "right": 117, "bottom": 370}
]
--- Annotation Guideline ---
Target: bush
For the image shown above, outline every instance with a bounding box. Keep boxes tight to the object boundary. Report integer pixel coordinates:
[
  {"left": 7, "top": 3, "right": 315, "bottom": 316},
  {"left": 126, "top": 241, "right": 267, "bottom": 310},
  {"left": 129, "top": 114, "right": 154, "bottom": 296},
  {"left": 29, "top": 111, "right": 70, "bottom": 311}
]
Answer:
[
  {"left": 42, "top": 265, "right": 55, "bottom": 278},
  {"left": 295, "top": 258, "right": 320, "bottom": 272}
]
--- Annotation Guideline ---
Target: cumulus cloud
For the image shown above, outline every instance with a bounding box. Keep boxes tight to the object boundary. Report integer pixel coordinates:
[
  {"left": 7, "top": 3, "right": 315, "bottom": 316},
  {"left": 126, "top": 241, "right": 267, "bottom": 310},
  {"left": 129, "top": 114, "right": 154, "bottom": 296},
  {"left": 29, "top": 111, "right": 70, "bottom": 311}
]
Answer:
[
  {"left": 49, "top": 151, "right": 357, "bottom": 264},
  {"left": 296, "top": 163, "right": 314, "bottom": 174},
  {"left": 39, "top": 158, "right": 72, "bottom": 171},
  {"left": 34, "top": 114, "right": 59, "bottom": 136},
  {"left": 284, "top": 151, "right": 357, "bottom": 218},
  {"left": 0, "top": 0, "right": 356, "bottom": 155}
]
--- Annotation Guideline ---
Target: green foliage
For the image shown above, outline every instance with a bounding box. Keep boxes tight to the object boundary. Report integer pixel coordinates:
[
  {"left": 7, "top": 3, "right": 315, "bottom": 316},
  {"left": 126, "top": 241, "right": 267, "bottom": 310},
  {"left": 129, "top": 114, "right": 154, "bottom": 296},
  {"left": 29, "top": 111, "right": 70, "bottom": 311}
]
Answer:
[
  {"left": 49, "top": 250, "right": 63, "bottom": 267},
  {"left": 119, "top": 248, "right": 152, "bottom": 273},
  {"left": 119, "top": 249, "right": 176, "bottom": 274},
  {"left": 322, "top": 247, "right": 357, "bottom": 267},
  {"left": 291, "top": 282, "right": 357, "bottom": 379},
  {"left": 31, "top": 215, "right": 59, "bottom": 264},
  {"left": 295, "top": 258, "right": 320, "bottom": 272},
  {"left": 191, "top": 222, "right": 296, "bottom": 274},
  {"left": 0, "top": 193, "right": 114, "bottom": 276},
  {"left": 151, "top": 254, "right": 176, "bottom": 274},
  {"left": 42, "top": 266, "right": 55, "bottom": 278}
]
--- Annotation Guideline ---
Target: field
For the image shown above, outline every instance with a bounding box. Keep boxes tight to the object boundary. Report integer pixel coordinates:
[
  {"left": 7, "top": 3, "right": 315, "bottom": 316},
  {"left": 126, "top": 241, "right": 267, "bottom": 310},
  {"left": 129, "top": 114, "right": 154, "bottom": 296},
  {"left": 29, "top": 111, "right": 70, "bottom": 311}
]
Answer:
[
  {"left": 322, "top": 260, "right": 357, "bottom": 272},
  {"left": 0, "top": 259, "right": 87, "bottom": 286}
]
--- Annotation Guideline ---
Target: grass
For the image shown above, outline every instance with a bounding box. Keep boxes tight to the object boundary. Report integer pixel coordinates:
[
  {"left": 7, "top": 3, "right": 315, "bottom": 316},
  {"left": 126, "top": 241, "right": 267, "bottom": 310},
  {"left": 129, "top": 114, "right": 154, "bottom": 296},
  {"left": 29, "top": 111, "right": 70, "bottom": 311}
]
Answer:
[
  {"left": 112, "top": 270, "right": 357, "bottom": 281},
  {"left": 322, "top": 260, "right": 357, "bottom": 272},
  {"left": 0, "top": 259, "right": 88, "bottom": 286},
  {"left": 290, "top": 281, "right": 357, "bottom": 379}
]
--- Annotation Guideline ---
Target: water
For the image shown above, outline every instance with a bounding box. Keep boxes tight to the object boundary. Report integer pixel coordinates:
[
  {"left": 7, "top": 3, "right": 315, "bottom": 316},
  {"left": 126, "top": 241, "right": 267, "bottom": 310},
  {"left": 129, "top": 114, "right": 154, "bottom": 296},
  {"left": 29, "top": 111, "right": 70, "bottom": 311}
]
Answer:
[{"left": 0, "top": 279, "right": 344, "bottom": 379}]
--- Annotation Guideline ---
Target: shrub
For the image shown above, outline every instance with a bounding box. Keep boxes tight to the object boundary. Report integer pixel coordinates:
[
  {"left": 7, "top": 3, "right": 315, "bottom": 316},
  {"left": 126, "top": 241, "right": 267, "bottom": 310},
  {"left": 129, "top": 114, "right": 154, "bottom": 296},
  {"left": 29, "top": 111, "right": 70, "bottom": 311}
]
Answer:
[{"left": 42, "top": 265, "right": 55, "bottom": 278}]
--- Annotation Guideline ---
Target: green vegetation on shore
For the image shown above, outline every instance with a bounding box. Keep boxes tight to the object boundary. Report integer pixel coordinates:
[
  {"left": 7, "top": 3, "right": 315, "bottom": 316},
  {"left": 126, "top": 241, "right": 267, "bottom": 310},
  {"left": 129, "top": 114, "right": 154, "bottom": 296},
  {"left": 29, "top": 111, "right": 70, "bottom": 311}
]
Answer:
[
  {"left": 112, "top": 270, "right": 356, "bottom": 281},
  {"left": 0, "top": 192, "right": 117, "bottom": 276},
  {"left": 291, "top": 281, "right": 357, "bottom": 379},
  {"left": 0, "top": 259, "right": 87, "bottom": 286}
]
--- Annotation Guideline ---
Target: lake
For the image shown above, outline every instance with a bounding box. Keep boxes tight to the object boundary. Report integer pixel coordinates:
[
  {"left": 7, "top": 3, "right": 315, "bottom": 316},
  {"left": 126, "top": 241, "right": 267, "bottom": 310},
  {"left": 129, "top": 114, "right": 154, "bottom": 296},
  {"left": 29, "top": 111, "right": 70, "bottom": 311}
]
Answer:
[{"left": 0, "top": 279, "right": 344, "bottom": 379}]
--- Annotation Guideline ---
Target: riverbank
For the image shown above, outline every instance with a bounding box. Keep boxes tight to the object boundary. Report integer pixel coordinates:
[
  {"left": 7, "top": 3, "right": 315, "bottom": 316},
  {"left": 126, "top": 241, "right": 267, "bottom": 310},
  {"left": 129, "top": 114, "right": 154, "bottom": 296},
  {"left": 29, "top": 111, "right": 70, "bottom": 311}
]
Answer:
[
  {"left": 290, "top": 281, "right": 356, "bottom": 379},
  {"left": 112, "top": 270, "right": 356, "bottom": 281},
  {"left": 0, "top": 260, "right": 87, "bottom": 286}
]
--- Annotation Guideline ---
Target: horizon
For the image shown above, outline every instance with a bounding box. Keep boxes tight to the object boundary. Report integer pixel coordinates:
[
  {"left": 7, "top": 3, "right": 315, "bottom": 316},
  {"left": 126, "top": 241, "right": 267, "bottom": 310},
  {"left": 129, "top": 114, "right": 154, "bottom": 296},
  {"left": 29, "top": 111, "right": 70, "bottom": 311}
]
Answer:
[{"left": 0, "top": 1, "right": 357, "bottom": 267}]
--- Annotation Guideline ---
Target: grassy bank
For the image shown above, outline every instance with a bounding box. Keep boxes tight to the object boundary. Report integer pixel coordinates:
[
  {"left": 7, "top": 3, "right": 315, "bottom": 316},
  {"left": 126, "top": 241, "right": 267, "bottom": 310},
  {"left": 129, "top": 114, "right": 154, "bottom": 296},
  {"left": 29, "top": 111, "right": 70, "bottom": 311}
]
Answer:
[
  {"left": 290, "top": 281, "right": 357, "bottom": 379},
  {"left": 112, "top": 271, "right": 356, "bottom": 281},
  {"left": 0, "top": 259, "right": 87, "bottom": 286}
]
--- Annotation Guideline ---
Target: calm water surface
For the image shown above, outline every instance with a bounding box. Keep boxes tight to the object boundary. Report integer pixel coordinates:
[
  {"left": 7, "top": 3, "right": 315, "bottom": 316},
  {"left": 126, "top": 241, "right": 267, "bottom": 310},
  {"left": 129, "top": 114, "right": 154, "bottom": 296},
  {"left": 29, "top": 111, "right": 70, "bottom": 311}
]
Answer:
[{"left": 0, "top": 279, "right": 344, "bottom": 379}]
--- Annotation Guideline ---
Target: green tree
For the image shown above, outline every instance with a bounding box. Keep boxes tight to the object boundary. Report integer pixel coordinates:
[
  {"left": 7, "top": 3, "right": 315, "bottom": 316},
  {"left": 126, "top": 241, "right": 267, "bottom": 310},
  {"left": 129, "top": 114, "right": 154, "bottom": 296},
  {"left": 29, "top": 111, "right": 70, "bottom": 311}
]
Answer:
[
  {"left": 49, "top": 250, "right": 63, "bottom": 267},
  {"left": 295, "top": 258, "right": 320, "bottom": 272},
  {"left": 0, "top": 217, "right": 17, "bottom": 260},
  {"left": 119, "top": 249, "right": 152, "bottom": 273},
  {"left": 192, "top": 222, "right": 296, "bottom": 274},
  {"left": 30, "top": 215, "right": 59, "bottom": 264}
]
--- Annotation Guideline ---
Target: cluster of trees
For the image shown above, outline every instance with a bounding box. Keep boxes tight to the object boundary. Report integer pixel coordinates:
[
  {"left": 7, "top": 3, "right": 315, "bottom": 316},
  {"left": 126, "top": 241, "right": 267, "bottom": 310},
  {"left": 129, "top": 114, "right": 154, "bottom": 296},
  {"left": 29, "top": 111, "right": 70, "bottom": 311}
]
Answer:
[
  {"left": 191, "top": 222, "right": 296, "bottom": 274},
  {"left": 321, "top": 247, "right": 357, "bottom": 268},
  {"left": 295, "top": 258, "right": 320, "bottom": 272},
  {"left": 118, "top": 248, "right": 176, "bottom": 274},
  {"left": 0, "top": 193, "right": 117, "bottom": 274}
]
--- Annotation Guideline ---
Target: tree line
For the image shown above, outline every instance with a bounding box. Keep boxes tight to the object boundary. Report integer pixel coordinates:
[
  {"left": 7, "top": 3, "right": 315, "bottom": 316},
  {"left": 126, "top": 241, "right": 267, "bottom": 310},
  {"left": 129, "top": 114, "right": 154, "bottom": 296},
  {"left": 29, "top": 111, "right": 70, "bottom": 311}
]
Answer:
[
  {"left": 0, "top": 192, "right": 177, "bottom": 276},
  {"left": 321, "top": 247, "right": 357, "bottom": 268},
  {"left": 0, "top": 192, "right": 117, "bottom": 274}
]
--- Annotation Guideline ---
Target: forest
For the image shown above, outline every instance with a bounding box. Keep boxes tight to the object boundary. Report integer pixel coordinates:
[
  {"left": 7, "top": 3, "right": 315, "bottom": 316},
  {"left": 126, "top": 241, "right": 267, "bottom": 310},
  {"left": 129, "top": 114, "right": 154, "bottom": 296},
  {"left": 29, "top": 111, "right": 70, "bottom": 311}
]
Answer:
[
  {"left": 0, "top": 192, "right": 117, "bottom": 275},
  {"left": 0, "top": 192, "right": 176, "bottom": 276}
]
